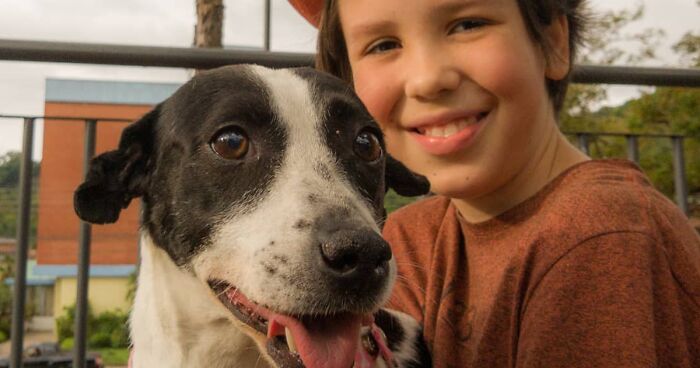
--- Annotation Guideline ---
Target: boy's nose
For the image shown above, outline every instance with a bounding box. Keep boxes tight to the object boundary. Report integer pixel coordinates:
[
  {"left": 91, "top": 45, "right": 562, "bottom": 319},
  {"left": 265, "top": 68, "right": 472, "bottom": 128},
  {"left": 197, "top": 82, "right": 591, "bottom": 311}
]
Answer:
[{"left": 404, "top": 51, "right": 461, "bottom": 100}]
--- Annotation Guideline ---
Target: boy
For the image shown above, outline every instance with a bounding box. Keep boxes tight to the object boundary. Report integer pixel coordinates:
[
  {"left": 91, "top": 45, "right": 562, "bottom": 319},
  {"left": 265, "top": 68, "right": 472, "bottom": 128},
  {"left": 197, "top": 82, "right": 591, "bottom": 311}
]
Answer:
[{"left": 291, "top": 0, "right": 700, "bottom": 367}]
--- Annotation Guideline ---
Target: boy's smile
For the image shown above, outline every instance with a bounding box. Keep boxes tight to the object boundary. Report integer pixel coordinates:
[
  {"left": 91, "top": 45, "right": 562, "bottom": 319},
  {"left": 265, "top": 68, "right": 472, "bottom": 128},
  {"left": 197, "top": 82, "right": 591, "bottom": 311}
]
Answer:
[
  {"left": 406, "top": 109, "right": 490, "bottom": 156},
  {"left": 340, "top": 0, "right": 586, "bottom": 220}
]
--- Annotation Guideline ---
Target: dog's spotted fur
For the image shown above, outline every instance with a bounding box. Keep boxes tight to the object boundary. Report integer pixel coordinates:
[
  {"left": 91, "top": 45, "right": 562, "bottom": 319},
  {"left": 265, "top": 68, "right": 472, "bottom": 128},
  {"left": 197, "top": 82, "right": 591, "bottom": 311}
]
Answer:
[{"left": 74, "top": 65, "right": 431, "bottom": 367}]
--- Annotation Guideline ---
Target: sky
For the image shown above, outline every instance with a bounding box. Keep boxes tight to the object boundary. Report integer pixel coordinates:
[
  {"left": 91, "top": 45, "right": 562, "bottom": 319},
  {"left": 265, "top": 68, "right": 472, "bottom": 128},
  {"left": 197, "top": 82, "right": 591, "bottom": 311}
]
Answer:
[{"left": 0, "top": 0, "right": 698, "bottom": 159}]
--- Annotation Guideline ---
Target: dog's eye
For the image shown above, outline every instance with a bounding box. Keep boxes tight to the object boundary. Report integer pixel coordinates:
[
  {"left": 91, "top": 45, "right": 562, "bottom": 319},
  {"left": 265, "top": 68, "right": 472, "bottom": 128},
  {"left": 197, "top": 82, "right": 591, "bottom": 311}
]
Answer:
[
  {"left": 354, "top": 130, "right": 382, "bottom": 162},
  {"left": 211, "top": 128, "right": 249, "bottom": 160}
]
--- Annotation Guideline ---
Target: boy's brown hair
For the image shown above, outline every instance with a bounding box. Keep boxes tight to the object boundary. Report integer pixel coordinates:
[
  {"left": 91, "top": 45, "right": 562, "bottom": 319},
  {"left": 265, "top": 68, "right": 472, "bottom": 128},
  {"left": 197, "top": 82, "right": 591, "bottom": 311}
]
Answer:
[{"left": 315, "top": 0, "right": 588, "bottom": 113}]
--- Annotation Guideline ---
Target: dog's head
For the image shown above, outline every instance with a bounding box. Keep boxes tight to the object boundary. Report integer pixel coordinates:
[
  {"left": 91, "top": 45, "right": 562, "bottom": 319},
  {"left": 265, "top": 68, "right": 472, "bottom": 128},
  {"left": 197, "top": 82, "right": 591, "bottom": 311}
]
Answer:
[{"left": 74, "top": 65, "right": 428, "bottom": 366}]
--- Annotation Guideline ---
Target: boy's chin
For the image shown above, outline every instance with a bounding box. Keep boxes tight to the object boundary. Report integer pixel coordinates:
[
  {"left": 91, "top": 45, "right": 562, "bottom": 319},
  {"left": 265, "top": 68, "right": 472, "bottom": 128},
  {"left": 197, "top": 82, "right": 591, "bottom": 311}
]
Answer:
[{"left": 428, "top": 177, "right": 487, "bottom": 201}]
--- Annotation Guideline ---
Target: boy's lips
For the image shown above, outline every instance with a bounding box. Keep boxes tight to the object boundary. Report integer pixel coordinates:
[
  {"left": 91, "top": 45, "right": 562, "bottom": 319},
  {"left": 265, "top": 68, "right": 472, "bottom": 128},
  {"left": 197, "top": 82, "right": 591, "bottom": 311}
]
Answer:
[{"left": 407, "top": 110, "right": 490, "bottom": 156}]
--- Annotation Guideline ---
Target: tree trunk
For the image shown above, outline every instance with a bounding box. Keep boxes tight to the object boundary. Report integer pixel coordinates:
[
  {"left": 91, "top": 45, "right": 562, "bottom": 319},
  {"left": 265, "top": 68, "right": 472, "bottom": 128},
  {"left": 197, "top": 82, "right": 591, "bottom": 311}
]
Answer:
[{"left": 195, "top": 0, "right": 224, "bottom": 48}]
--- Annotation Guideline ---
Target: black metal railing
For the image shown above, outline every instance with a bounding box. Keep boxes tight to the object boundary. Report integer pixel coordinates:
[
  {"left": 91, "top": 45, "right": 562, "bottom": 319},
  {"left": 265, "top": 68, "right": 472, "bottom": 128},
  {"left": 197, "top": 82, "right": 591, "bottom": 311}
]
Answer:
[
  {"left": 0, "top": 115, "right": 131, "bottom": 368},
  {"left": 2, "top": 39, "right": 700, "bottom": 87},
  {"left": 1, "top": 39, "right": 699, "bottom": 368}
]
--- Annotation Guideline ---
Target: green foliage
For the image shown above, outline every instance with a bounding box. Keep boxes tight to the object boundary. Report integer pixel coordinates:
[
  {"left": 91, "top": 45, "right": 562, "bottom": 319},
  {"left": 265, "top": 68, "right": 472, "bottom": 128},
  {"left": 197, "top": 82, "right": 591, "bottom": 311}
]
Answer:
[
  {"left": 560, "top": 2, "right": 700, "bottom": 215},
  {"left": 55, "top": 303, "right": 90, "bottom": 344},
  {"left": 0, "top": 151, "right": 41, "bottom": 245},
  {"left": 55, "top": 303, "right": 130, "bottom": 349},
  {"left": 88, "top": 331, "right": 113, "bottom": 348},
  {"left": 126, "top": 271, "right": 137, "bottom": 306},
  {"left": 562, "top": 3, "right": 666, "bottom": 123},
  {"left": 60, "top": 337, "right": 74, "bottom": 351},
  {"left": 95, "top": 348, "right": 130, "bottom": 365},
  {"left": 385, "top": 189, "right": 421, "bottom": 214},
  {"left": 92, "top": 309, "right": 130, "bottom": 348},
  {"left": 0, "top": 256, "right": 34, "bottom": 341},
  {"left": 0, "top": 152, "right": 40, "bottom": 188},
  {"left": 0, "top": 282, "right": 10, "bottom": 340},
  {"left": 0, "top": 329, "right": 7, "bottom": 343},
  {"left": 673, "top": 31, "right": 700, "bottom": 67}
]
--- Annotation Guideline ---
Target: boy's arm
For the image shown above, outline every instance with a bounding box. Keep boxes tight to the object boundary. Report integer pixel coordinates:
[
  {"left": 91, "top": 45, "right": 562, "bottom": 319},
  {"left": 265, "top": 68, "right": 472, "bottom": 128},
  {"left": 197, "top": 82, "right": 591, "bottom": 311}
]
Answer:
[{"left": 517, "top": 231, "right": 696, "bottom": 367}]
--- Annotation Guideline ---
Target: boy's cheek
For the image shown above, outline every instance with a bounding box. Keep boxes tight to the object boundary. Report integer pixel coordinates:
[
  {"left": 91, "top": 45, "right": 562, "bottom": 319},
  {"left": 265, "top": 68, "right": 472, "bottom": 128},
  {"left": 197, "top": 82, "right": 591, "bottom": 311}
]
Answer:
[
  {"left": 463, "top": 44, "right": 545, "bottom": 102},
  {"left": 354, "top": 73, "right": 395, "bottom": 129}
]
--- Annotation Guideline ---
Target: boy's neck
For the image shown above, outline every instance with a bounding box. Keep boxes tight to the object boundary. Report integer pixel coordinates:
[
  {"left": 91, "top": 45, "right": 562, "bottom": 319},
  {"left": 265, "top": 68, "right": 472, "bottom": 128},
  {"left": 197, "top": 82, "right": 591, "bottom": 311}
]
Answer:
[{"left": 453, "top": 124, "right": 588, "bottom": 224}]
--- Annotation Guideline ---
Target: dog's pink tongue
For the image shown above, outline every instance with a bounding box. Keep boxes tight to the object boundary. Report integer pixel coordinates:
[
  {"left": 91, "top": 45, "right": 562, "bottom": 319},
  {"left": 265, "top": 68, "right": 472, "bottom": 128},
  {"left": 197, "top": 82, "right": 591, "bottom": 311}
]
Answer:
[{"left": 268, "top": 313, "right": 362, "bottom": 368}]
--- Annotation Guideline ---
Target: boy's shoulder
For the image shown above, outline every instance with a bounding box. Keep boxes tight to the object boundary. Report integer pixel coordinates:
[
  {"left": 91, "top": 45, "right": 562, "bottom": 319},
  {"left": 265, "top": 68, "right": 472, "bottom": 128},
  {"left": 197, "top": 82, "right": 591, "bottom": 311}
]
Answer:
[
  {"left": 525, "top": 159, "right": 700, "bottom": 279},
  {"left": 539, "top": 159, "right": 677, "bottom": 238}
]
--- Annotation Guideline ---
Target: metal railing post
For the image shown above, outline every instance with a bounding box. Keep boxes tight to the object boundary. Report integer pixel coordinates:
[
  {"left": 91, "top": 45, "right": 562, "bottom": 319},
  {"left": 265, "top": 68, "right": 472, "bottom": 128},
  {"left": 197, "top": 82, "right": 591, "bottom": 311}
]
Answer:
[
  {"left": 263, "top": 0, "right": 271, "bottom": 51},
  {"left": 625, "top": 134, "right": 640, "bottom": 163},
  {"left": 671, "top": 136, "right": 689, "bottom": 216},
  {"left": 577, "top": 133, "right": 590, "bottom": 156},
  {"left": 74, "top": 119, "right": 97, "bottom": 368},
  {"left": 9, "top": 118, "right": 35, "bottom": 368}
]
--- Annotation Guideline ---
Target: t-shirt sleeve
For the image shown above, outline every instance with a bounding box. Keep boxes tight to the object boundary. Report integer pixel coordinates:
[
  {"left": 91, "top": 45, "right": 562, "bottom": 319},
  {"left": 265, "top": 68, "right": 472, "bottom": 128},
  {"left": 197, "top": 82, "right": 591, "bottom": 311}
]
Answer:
[
  {"left": 382, "top": 213, "right": 428, "bottom": 324},
  {"left": 517, "top": 231, "right": 675, "bottom": 367}
]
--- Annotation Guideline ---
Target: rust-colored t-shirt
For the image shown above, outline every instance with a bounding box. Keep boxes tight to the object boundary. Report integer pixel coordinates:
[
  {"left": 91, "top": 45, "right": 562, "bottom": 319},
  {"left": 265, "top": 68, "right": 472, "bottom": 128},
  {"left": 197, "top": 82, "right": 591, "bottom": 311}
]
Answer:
[{"left": 384, "top": 160, "right": 700, "bottom": 367}]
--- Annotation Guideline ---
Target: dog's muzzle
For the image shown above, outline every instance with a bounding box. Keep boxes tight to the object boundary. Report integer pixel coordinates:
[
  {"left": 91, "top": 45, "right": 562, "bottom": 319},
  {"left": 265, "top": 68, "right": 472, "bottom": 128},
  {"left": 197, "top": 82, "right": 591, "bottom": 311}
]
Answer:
[{"left": 208, "top": 229, "right": 395, "bottom": 368}]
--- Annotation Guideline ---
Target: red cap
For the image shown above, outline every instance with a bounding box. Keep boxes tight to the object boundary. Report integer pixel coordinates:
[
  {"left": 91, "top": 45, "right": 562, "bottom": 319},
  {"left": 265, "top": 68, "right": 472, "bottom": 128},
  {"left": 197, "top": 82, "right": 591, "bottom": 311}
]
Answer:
[{"left": 288, "top": 0, "right": 323, "bottom": 27}]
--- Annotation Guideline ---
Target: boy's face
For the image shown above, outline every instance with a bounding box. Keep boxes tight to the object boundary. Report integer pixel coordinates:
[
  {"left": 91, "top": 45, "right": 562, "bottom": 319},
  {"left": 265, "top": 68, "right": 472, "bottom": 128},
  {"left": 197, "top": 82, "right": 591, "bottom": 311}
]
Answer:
[{"left": 339, "top": 0, "right": 569, "bottom": 200}]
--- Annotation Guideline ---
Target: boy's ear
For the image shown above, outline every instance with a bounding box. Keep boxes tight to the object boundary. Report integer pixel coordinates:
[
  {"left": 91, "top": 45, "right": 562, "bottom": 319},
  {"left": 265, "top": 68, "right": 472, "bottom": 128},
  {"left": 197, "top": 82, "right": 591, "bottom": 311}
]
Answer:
[
  {"left": 73, "top": 106, "right": 160, "bottom": 224},
  {"left": 544, "top": 14, "right": 571, "bottom": 81},
  {"left": 385, "top": 155, "right": 430, "bottom": 197}
]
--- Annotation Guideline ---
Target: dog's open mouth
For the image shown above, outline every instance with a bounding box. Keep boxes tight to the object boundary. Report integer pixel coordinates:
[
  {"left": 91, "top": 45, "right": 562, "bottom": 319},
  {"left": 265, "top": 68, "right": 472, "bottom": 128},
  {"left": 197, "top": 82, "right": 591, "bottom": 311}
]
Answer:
[{"left": 209, "top": 280, "right": 373, "bottom": 368}]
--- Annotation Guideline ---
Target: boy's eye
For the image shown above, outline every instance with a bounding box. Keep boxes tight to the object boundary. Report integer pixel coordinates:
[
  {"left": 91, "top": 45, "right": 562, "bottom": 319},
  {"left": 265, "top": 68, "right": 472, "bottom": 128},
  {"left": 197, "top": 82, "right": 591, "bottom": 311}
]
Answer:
[
  {"left": 365, "top": 39, "right": 400, "bottom": 55},
  {"left": 449, "top": 19, "right": 487, "bottom": 34}
]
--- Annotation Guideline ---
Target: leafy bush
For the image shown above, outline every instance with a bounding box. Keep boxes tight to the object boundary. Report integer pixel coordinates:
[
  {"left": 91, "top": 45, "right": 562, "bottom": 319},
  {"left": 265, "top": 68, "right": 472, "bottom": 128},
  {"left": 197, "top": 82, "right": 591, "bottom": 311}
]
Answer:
[
  {"left": 92, "top": 309, "right": 129, "bottom": 348},
  {"left": 0, "top": 281, "right": 12, "bottom": 339},
  {"left": 96, "top": 348, "right": 130, "bottom": 365},
  {"left": 60, "top": 337, "right": 74, "bottom": 351},
  {"left": 0, "top": 329, "right": 7, "bottom": 343},
  {"left": 385, "top": 189, "right": 421, "bottom": 214},
  {"left": 0, "top": 256, "right": 36, "bottom": 341},
  {"left": 55, "top": 303, "right": 94, "bottom": 344},
  {"left": 55, "top": 303, "right": 130, "bottom": 349},
  {"left": 110, "top": 326, "right": 130, "bottom": 348},
  {"left": 88, "top": 331, "right": 112, "bottom": 348}
]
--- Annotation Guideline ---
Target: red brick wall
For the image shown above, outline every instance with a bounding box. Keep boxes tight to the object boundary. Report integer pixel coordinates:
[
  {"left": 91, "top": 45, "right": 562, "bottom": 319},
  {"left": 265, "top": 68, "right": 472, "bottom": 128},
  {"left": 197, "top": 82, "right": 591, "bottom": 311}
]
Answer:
[{"left": 36, "top": 103, "right": 153, "bottom": 265}]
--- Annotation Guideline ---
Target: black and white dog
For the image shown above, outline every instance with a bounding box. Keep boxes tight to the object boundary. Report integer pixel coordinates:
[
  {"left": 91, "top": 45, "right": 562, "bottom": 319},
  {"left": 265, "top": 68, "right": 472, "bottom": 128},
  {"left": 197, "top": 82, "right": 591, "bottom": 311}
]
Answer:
[{"left": 74, "top": 65, "right": 431, "bottom": 368}]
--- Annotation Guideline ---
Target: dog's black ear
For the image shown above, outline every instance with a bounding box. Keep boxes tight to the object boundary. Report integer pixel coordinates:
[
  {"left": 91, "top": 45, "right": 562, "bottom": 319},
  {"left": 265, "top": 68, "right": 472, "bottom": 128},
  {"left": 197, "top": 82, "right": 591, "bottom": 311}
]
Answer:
[
  {"left": 74, "top": 106, "right": 159, "bottom": 224},
  {"left": 385, "top": 155, "right": 430, "bottom": 197}
]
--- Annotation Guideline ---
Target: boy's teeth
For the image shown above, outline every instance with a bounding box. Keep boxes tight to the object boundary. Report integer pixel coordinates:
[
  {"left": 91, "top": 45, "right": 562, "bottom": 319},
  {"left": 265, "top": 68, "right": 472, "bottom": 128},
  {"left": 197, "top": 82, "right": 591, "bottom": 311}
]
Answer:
[
  {"left": 285, "top": 327, "right": 297, "bottom": 353},
  {"left": 422, "top": 117, "right": 478, "bottom": 138}
]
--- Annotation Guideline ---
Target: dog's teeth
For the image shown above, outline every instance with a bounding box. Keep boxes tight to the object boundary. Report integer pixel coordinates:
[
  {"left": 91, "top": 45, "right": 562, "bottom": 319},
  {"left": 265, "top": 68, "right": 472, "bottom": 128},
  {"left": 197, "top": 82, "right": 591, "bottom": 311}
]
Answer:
[{"left": 285, "top": 327, "right": 297, "bottom": 353}]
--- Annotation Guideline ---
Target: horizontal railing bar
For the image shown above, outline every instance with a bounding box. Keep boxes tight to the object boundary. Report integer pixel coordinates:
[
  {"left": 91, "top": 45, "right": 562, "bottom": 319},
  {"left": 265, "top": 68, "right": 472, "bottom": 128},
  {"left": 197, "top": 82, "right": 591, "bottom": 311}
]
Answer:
[
  {"left": 1, "top": 39, "right": 700, "bottom": 87},
  {"left": 573, "top": 64, "right": 700, "bottom": 87},
  {"left": 0, "top": 115, "right": 696, "bottom": 139},
  {"left": 0, "top": 38, "right": 314, "bottom": 69},
  {"left": 0, "top": 114, "right": 132, "bottom": 122}
]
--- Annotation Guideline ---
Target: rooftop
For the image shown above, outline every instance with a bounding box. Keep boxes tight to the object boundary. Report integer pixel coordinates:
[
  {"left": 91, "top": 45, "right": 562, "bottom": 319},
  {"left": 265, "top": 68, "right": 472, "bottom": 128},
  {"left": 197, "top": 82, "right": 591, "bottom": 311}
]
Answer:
[{"left": 45, "top": 78, "right": 181, "bottom": 105}]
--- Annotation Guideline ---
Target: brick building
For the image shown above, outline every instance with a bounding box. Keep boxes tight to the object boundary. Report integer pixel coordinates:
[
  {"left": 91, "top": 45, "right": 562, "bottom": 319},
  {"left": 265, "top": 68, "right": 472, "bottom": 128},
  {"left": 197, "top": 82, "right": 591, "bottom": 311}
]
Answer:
[{"left": 35, "top": 78, "right": 180, "bottom": 316}]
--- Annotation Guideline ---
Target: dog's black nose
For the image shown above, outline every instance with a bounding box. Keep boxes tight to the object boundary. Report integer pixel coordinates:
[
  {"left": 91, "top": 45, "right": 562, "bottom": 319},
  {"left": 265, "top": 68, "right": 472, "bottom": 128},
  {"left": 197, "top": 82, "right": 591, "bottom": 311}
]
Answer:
[{"left": 319, "top": 229, "right": 392, "bottom": 284}]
